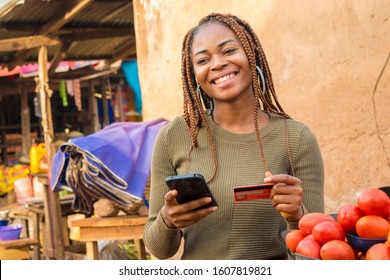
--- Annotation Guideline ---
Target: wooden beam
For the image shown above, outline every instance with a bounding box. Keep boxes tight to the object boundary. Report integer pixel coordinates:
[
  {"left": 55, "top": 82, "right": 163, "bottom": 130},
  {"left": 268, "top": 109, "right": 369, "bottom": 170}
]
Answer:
[
  {"left": 0, "top": 23, "right": 133, "bottom": 32},
  {"left": 100, "top": 2, "right": 132, "bottom": 22},
  {"left": 0, "top": 35, "right": 60, "bottom": 52},
  {"left": 48, "top": 42, "right": 72, "bottom": 77},
  {"left": 79, "top": 67, "right": 119, "bottom": 81},
  {"left": 39, "top": 0, "right": 94, "bottom": 35},
  {"left": 8, "top": 0, "right": 93, "bottom": 70},
  {"left": 104, "top": 39, "right": 136, "bottom": 67},
  {"left": 60, "top": 27, "right": 134, "bottom": 41},
  {"left": 0, "top": 23, "right": 40, "bottom": 32}
]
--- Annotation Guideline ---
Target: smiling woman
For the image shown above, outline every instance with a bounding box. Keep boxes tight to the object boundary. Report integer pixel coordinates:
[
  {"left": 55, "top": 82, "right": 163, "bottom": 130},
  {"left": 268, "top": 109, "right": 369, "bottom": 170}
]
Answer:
[
  {"left": 143, "top": 13, "right": 325, "bottom": 260},
  {"left": 191, "top": 23, "right": 253, "bottom": 110}
]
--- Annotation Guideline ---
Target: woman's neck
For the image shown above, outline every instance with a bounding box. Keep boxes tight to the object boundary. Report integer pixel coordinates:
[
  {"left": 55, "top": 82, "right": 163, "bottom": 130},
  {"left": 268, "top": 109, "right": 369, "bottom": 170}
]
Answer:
[{"left": 211, "top": 106, "right": 269, "bottom": 134}]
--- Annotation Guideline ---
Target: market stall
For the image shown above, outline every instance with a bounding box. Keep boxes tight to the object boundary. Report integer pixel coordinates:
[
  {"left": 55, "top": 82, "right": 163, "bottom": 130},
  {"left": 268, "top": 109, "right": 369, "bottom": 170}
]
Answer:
[{"left": 0, "top": 0, "right": 152, "bottom": 260}]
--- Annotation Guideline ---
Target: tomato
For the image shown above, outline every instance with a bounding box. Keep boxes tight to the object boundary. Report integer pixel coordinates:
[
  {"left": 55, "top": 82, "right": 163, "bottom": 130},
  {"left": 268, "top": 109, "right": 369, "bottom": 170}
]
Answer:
[
  {"left": 356, "top": 215, "right": 389, "bottom": 238},
  {"left": 320, "top": 240, "right": 356, "bottom": 260},
  {"left": 312, "top": 220, "right": 346, "bottom": 246},
  {"left": 295, "top": 238, "right": 321, "bottom": 259},
  {"left": 337, "top": 204, "right": 363, "bottom": 235},
  {"left": 285, "top": 229, "right": 306, "bottom": 253},
  {"left": 298, "top": 213, "right": 335, "bottom": 235},
  {"left": 302, "top": 234, "right": 315, "bottom": 241},
  {"left": 387, "top": 228, "right": 390, "bottom": 246},
  {"left": 357, "top": 188, "right": 390, "bottom": 218},
  {"left": 365, "top": 243, "right": 390, "bottom": 260}
]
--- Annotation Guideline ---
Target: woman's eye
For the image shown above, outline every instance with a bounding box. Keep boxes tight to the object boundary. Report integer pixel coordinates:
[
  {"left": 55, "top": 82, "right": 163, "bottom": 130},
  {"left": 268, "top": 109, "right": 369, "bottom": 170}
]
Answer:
[
  {"left": 223, "top": 48, "right": 236, "bottom": 55},
  {"left": 197, "top": 58, "right": 208, "bottom": 65}
]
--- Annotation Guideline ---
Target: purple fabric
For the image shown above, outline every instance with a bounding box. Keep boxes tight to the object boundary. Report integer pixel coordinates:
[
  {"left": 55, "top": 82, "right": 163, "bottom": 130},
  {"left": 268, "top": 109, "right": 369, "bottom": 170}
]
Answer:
[{"left": 50, "top": 118, "right": 168, "bottom": 213}]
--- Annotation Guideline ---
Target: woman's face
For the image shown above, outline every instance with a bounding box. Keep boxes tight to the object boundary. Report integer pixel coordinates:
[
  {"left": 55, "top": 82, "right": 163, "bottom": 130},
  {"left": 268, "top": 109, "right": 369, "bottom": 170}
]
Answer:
[{"left": 191, "top": 22, "right": 253, "bottom": 105}]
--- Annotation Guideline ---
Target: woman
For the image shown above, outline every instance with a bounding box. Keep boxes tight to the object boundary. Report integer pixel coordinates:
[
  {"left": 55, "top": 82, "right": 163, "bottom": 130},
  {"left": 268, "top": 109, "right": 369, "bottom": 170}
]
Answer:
[{"left": 143, "top": 13, "right": 324, "bottom": 260}]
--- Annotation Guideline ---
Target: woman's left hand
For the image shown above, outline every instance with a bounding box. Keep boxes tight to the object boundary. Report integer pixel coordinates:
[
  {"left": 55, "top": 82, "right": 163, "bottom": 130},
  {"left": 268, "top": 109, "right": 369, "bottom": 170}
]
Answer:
[{"left": 265, "top": 174, "right": 303, "bottom": 222}]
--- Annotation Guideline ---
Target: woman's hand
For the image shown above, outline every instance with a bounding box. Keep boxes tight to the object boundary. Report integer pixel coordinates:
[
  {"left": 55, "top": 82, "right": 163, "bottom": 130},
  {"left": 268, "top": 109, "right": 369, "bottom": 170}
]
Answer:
[
  {"left": 160, "top": 189, "right": 218, "bottom": 229},
  {"left": 265, "top": 174, "right": 304, "bottom": 222}
]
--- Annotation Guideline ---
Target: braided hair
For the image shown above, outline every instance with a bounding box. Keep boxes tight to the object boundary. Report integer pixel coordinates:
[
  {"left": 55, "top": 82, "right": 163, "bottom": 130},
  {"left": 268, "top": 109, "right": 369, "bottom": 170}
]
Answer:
[{"left": 181, "top": 13, "right": 290, "bottom": 182}]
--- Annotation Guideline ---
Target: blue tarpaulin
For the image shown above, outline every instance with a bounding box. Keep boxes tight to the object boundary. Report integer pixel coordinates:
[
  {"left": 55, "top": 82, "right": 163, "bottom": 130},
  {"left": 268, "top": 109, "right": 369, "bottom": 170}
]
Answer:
[
  {"left": 121, "top": 60, "right": 142, "bottom": 115},
  {"left": 50, "top": 118, "right": 169, "bottom": 213}
]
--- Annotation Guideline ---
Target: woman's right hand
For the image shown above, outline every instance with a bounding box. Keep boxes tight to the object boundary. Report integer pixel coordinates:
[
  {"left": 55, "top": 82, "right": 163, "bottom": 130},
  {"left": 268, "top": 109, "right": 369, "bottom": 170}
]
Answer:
[{"left": 160, "top": 189, "right": 218, "bottom": 229}]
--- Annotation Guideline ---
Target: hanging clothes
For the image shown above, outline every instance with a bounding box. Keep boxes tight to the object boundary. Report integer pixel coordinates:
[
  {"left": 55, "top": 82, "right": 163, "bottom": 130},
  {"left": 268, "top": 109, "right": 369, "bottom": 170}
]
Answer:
[
  {"left": 73, "top": 79, "right": 82, "bottom": 111},
  {"left": 65, "top": 79, "right": 82, "bottom": 111}
]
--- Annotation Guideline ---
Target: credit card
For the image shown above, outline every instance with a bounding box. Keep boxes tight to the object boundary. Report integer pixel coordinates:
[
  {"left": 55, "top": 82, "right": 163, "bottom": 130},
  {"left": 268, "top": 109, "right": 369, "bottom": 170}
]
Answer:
[{"left": 233, "top": 183, "right": 274, "bottom": 202}]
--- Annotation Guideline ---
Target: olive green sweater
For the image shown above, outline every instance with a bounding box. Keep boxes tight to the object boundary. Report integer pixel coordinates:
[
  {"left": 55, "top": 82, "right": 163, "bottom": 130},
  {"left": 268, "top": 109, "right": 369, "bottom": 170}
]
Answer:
[{"left": 144, "top": 112, "right": 324, "bottom": 259}]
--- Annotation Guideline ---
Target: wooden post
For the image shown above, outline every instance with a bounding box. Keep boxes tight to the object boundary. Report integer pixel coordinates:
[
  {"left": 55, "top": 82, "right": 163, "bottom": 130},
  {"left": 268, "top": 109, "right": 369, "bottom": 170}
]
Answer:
[
  {"left": 31, "top": 210, "right": 41, "bottom": 260},
  {"left": 20, "top": 85, "right": 31, "bottom": 161},
  {"left": 117, "top": 81, "right": 124, "bottom": 122},
  {"left": 0, "top": 99, "right": 7, "bottom": 164},
  {"left": 38, "top": 46, "right": 65, "bottom": 259},
  {"left": 101, "top": 77, "right": 109, "bottom": 127},
  {"left": 88, "top": 79, "right": 100, "bottom": 133},
  {"left": 86, "top": 242, "right": 99, "bottom": 260}
]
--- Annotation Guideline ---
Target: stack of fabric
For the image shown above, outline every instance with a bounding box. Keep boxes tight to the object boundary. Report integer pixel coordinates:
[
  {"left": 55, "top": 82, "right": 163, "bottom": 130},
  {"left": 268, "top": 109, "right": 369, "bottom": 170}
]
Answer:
[{"left": 50, "top": 118, "right": 168, "bottom": 214}]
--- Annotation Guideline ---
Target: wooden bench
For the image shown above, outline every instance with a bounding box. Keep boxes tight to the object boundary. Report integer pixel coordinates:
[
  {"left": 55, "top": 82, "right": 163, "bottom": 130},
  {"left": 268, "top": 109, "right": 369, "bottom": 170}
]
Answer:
[
  {"left": 71, "top": 215, "right": 147, "bottom": 260},
  {"left": 0, "top": 238, "right": 39, "bottom": 260}
]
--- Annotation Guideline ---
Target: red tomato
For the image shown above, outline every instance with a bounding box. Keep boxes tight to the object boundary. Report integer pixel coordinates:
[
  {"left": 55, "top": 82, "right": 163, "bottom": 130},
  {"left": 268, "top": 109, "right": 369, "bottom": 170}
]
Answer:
[
  {"left": 365, "top": 243, "right": 390, "bottom": 260},
  {"left": 298, "top": 213, "right": 334, "bottom": 235},
  {"left": 320, "top": 240, "right": 356, "bottom": 260},
  {"left": 357, "top": 188, "right": 390, "bottom": 218},
  {"left": 285, "top": 229, "right": 306, "bottom": 253},
  {"left": 312, "top": 220, "right": 346, "bottom": 245},
  {"left": 302, "top": 234, "right": 315, "bottom": 241},
  {"left": 387, "top": 228, "right": 390, "bottom": 245},
  {"left": 356, "top": 215, "right": 389, "bottom": 238},
  {"left": 337, "top": 204, "right": 363, "bottom": 235},
  {"left": 295, "top": 238, "right": 321, "bottom": 259}
]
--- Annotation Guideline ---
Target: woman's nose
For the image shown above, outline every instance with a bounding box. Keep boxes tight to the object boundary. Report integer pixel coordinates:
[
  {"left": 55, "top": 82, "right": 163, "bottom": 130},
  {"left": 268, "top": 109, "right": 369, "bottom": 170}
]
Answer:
[{"left": 210, "top": 55, "right": 227, "bottom": 70}]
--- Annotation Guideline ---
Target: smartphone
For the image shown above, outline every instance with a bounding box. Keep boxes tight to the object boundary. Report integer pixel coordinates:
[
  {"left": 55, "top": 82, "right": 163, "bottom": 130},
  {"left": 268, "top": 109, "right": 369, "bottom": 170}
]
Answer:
[
  {"left": 233, "top": 183, "right": 274, "bottom": 202},
  {"left": 165, "top": 173, "right": 218, "bottom": 209}
]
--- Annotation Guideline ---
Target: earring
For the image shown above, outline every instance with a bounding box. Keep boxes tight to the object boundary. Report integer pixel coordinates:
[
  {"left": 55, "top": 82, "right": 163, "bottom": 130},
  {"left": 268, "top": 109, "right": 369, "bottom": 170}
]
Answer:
[
  {"left": 196, "top": 82, "right": 214, "bottom": 116},
  {"left": 256, "top": 65, "right": 266, "bottom": 94},
  {"left": 196, "top": 82, "right": 202, "bottom": 104}
]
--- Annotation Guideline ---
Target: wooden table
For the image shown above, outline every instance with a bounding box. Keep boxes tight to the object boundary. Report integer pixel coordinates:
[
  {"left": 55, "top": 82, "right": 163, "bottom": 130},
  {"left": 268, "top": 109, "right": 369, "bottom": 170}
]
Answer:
[
  {"left": 0, "top": 238, "right": 39, "bottom": 260},
  {"left": 10, "top": 204, "right": 43, "bottom": 260},
  {"left": 71, "top": 215, "right": 148, "bottom": 260}
]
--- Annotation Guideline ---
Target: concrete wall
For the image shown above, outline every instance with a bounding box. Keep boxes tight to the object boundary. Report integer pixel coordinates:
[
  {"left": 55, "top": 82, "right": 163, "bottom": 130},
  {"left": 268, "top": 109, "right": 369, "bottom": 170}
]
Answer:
[{"left": 133, "top": 0, "right": 390, "bottom": 213}]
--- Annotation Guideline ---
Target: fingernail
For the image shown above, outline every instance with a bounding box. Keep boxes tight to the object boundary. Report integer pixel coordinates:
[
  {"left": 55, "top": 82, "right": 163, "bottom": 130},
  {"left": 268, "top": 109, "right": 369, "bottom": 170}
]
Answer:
[{"left": 264, "top": 177, "right": 271, "bottom": 183}]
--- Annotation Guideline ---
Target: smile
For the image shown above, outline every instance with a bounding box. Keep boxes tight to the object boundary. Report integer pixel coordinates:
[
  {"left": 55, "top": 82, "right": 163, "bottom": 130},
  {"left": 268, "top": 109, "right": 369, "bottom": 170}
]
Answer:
[{"left": 213, "top": 73, "right": 236, "bottom": 85}]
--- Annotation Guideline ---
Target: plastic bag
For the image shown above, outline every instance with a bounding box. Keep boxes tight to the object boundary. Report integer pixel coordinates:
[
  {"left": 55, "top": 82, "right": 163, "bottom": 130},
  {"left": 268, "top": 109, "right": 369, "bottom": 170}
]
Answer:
[{"left": 0, "top": 164, "right": 30, "bottom": 196}]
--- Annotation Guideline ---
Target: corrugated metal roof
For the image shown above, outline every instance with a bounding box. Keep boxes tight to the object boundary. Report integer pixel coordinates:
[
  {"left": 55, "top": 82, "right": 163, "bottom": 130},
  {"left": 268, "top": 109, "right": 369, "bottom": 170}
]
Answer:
[{"left": 0, "top": 0, "right": 136, "bottom": 71}]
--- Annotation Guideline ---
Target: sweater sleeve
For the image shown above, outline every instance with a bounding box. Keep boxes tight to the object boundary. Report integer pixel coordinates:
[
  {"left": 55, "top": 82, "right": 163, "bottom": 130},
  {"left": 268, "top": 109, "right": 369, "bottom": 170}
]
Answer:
[
  {"left": 143, "top": 123, "right": 183, "bottom": 259},
  {"left": 286, "top": 125, "right": 324, "bottom": 230}
]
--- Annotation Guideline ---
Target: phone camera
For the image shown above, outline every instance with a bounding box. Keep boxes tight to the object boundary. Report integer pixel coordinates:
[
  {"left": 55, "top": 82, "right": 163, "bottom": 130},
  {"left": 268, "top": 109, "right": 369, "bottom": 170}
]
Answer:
[{"left": 181, "top": 180, "right": 192, "bottom": 191}]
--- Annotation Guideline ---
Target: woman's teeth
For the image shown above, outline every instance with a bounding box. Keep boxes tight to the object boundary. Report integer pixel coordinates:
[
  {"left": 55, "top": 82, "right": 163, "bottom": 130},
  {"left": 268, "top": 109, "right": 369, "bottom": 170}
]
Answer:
[{"left": 214, "top": 73, "right": 236, "bottom": 84}]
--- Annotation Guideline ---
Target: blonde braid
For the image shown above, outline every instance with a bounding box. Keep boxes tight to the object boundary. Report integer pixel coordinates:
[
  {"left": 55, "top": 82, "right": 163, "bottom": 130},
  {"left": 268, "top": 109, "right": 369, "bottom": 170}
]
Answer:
[{"left": 181, "top": 25, "right": 218, "bottom": 181}]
